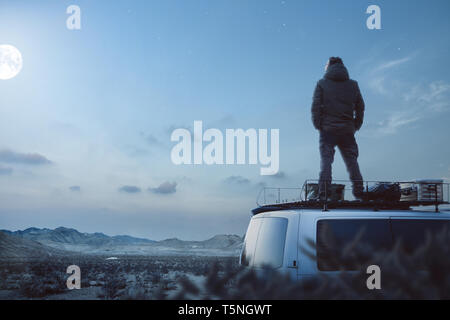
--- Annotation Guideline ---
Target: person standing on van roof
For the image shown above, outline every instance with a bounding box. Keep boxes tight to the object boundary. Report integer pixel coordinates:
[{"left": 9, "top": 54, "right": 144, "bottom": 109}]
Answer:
[{"left": 311, "top": 57, "right": 365, "bottom": 200}]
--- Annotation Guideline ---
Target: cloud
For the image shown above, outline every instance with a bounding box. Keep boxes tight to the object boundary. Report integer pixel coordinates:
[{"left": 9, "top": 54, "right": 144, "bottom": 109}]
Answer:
[
  {"left": 368, "top": 76, "right": 387, "bottom": 95},
  {"left": 209, "top": 115, "right": 236, "bottom": 128},
  {"left": 374, "top": 80, "right": 450, "bottom": 135},
  {"left": 267, "top": 171, "right": 287, "bottom": 179},
  {"left": 368, "top": 55, "right": 414, "bottom": 95},
  {"left": 0, "top": 149, "right": 52, "bottom": 165},
  {"left": 148, "top": 181, "right": 177, "bottom": 195},
  {"left": 255, "top": 181, "right": 267, "bottom": 189},
  {"left": 363, "top": 53, "right": 450, "bottom": 135},
  {"left": 165, "top": 124, "right": 193, "bottom": 135},
  {"left": 120, "top": 143, "right": 150, "bottom": 158},
  {"left": 140, "top": 132, "right": 165, "bottom": 148},
  {"left": 0, "top": 166, "right": 13, "bottom": 175},
  {"left": 165, "top": 115, "right": 235, "bottom": 137},
  {"left": 118, "top": 185, "right": 142, "bottom": 194},
  {"left": 374, "top": 56, "right": 412, "bottom": 72},
  {"left": 145, "top": 134, "right": 160, "bottom": 145},
  {"left": 223, "top": 176, "right": 251, "bottom": 185},
  {"left": 69, "top": 186, "right": 81, "bottom": 192},
  {"left": 377, "top": 112, "right": 420, "bottom": 135},
  {"left": 404, "top": 81, "right": 450, "bottom": 112}
]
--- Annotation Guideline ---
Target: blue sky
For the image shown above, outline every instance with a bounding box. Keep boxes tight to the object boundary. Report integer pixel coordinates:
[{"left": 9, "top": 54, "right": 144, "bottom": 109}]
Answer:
[{"left": 1, "top": 0, "right": 450, "bottom": 240}]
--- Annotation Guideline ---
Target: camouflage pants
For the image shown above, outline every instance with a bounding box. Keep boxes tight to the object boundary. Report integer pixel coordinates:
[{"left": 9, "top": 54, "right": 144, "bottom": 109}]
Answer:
[{"left": 319, "top": 130, "right": 364, "bottom": 198}]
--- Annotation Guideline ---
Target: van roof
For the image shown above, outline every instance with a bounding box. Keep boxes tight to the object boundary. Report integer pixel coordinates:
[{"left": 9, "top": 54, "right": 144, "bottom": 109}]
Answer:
[
  {"left": 252, "top": 200, "right": 449, "bottom": 215},
  {"left": 253, "top": 207, "right": 450, "bottom": 219}
]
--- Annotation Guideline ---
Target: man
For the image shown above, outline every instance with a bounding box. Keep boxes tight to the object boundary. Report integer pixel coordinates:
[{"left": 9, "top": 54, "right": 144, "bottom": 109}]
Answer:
[{"left": 311, "top": 57, "right": 365, "bottom": 200}]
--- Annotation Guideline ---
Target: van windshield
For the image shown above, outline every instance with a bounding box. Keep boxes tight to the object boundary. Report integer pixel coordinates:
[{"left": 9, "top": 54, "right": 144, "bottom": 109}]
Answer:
[
  {"left": 316, "top": 218, "right": 449, "bottom": 271},
  {"left": 241, "top": 217, "right": 288, "bottom": 268}
]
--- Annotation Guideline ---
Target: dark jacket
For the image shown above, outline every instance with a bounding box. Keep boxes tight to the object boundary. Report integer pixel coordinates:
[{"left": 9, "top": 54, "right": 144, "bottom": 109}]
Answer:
[{"left": 311, "top": 63, "right": 365, "bottom": 133}]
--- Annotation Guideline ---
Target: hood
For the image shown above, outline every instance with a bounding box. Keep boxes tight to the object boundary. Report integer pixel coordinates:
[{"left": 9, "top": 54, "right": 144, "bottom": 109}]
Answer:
[{"left": 324, "top": 63, "right": 350, "bottom": 82}]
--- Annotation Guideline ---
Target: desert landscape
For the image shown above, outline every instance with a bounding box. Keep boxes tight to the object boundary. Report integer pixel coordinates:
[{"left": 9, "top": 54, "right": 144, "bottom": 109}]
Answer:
[
  {"left": 2, "top": 225, "right": 450, "bottom": 300},
  {"left": 0, "top": 228, "right": 242, "bottom": 300}
]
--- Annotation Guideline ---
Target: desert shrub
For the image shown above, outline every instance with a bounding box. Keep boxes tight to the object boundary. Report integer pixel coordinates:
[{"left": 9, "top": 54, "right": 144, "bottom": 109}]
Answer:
[
  {"left": 161, "top": 266, "right": 169, "bottom": 274},
  {"left": 100, "top": 274, "right": 127, "bottom": 300},
  {"left": 121, "top": 285, "right": 150, "bottom": 300},
  {"left": 19, "top": 271, "right": 66, "bottom": 298},
  {"left": 151, "top": 272, "right": 161, "bottom": 284},
  {"left": 6, "top": 262, "right": 27, "bottom": 274},
  {"left": 193, "top": 265, "right": 209, "bottom": 277},
  {"left": 171, "top": 229, "right": 450, "bottom": 300}
]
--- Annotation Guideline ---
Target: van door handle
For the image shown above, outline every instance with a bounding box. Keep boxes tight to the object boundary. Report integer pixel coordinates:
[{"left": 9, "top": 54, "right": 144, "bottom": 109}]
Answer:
[{"left": 288, "top": 260, "right": 298, "bottom": 269}]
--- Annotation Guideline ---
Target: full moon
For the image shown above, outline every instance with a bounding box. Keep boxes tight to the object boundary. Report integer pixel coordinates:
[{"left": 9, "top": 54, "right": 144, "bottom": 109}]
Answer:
[{"left": 0, "top": 44, "right": 23, "bottom": 80}]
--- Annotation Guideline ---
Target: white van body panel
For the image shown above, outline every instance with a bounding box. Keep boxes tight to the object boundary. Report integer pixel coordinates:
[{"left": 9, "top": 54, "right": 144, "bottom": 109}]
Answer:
[
  {"left": 241, "top": 211, "right": 299, "bottom": 279},
  {"left": 241, "top": 208, "right": 450, "bottom": 280}
]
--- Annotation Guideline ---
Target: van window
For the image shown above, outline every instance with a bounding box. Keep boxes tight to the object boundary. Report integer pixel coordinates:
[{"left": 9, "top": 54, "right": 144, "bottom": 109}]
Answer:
[
  {"left": 316, "top": 218, "right": 450, "bottom": 271},
  {"left": 316, "top": 219, "right": 392, "bottom": 271},
  {"left": 391, "top": 219, "right": 449, "bottom": 254},
  {"left": 240, "top": 218, "right": 262, "bottom": 267},
  {"left": 241, "top": 218, "right": 288, "bottom": 268},
  {"left": 253, "top": 218, "right": 288, "bottom": 268}
]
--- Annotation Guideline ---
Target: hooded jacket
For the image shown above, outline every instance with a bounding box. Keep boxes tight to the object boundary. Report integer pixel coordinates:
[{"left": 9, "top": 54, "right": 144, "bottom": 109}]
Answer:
[{"left": 311, "top": 63, "right": 365, "bottom": 133}]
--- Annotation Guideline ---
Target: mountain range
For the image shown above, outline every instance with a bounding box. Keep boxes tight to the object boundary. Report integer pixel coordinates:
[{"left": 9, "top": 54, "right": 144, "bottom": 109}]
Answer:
[
  {"left": 1, "top": 227, "right": 155, "bottom": 246},
  {"left": 0, "top": 227, "right": 243, "bottom": 257},
  {"left": 0, "top": 231, "right": 70, "bottom": 259}
]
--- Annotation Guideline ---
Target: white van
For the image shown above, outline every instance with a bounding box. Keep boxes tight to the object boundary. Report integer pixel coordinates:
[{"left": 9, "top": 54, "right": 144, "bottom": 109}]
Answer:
[{"left": 240, "top": 200, "right": 450, "bottom": 280}]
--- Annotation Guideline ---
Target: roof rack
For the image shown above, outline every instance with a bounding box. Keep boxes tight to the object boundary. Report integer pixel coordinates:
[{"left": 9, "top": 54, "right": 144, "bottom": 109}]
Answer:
[{"left": 253, "top": 179, "right": 450, "bottom": 215}]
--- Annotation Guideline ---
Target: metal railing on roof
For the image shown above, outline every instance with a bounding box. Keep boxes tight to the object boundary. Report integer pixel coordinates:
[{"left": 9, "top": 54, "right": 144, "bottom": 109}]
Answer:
[{"left": 254, "top": 179, "right": 450, "bottom": 215}]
